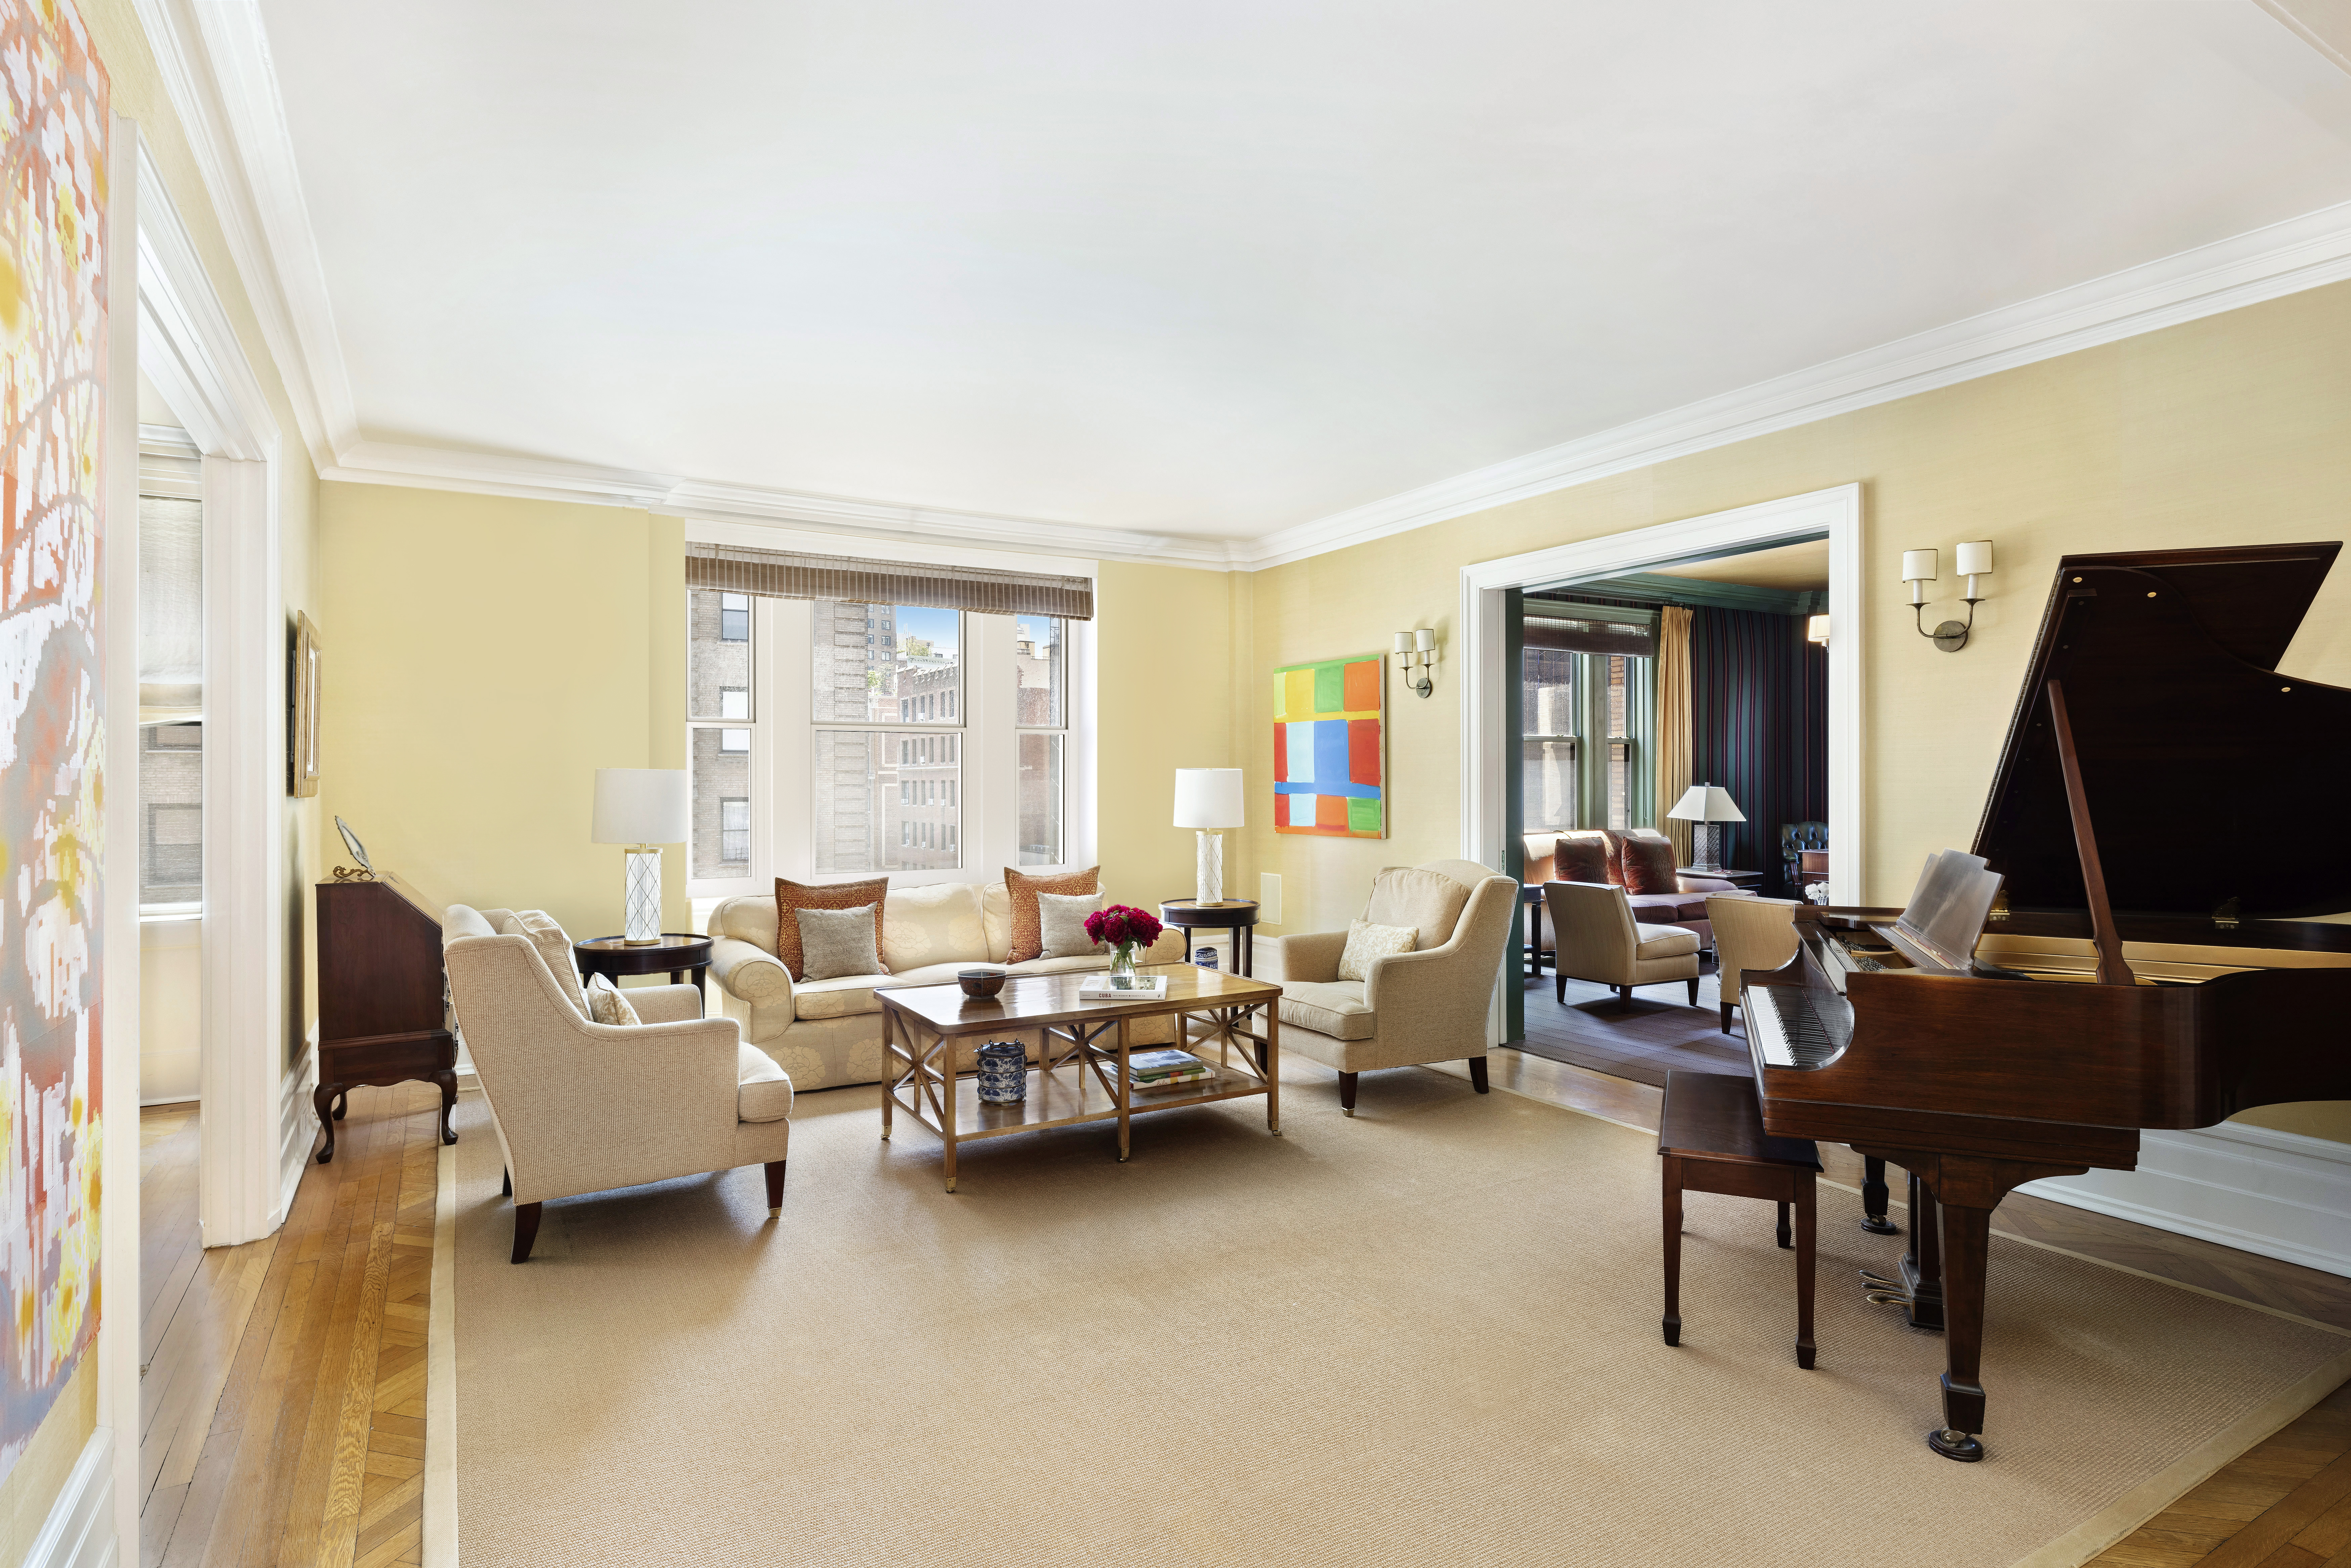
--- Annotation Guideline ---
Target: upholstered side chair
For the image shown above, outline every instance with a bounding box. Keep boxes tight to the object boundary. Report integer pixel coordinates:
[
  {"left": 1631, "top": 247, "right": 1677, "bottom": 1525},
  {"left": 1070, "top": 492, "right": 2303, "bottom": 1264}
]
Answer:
[
  {"left": 1256, "top": 859, "right": 1518, "bottom": 1116},
  {"left": 1544, "top": 880, "right": 1701, "bottom": 1007},
  {"left": 1708, "top": 894, "right": 1800, "bottom": 1035},
  {"left": 444, "top": 930, "right": 793, "bottom": 1262}
]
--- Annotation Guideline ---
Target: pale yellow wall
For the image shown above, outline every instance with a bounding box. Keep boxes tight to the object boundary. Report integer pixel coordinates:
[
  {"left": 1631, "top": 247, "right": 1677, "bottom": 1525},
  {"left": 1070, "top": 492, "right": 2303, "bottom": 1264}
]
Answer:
[
  {"left": 1092, "top": 563, "right": 1241, "bottom": 913},
  {"left": 1244, "top": 277, "right": 2351, "bottom": 1141},
  {"left": 0, "top": 1359, "right": 95, "bottom": 1568},
  {"left": 319, "top": 485, "right": 688, "bottom": 943}
]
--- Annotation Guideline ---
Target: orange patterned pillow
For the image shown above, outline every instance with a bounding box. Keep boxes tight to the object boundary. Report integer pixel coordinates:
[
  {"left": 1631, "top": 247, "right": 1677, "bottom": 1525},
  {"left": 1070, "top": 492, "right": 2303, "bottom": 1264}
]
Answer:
[
  {"left": 1004, "top": 866, "right": 1100, "bottom": 964},
  {"left": 774, "top": 877, "right": 890, "bottom": 981}
]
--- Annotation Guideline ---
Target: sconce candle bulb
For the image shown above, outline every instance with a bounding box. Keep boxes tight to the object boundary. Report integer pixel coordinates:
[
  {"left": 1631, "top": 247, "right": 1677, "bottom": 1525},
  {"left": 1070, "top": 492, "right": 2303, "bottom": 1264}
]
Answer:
[{"left": 1391, "top": 627, "right": 1440, "bottom": 698}]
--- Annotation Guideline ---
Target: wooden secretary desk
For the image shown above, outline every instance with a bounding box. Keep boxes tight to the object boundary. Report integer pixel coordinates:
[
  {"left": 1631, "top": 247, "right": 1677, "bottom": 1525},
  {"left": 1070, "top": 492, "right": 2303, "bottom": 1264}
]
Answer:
[{"left": 314, "top": 872, "right": 459, "bottom": 1163}]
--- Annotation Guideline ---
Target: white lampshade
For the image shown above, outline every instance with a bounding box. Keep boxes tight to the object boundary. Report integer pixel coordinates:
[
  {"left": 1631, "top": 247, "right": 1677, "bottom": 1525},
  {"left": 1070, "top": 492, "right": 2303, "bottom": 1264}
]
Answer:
[
  {"left": 1172, "top": 767, "right": 1245, "bottom": 829},
  {"left": 1666, "top": 783, "right": 1746, "bottom": 823},
  {"left": 1956, "top": 540, "right": 1994, "bottom": 577},
  {"left": 591, "top": 768, "right": 690, "bottom": 844},
  {"left": 1901, "top": 549, "right": 1939, "bottom": 583},
  {"left": 1806, "top": 614, "right": 1830, "bottom": 645}
]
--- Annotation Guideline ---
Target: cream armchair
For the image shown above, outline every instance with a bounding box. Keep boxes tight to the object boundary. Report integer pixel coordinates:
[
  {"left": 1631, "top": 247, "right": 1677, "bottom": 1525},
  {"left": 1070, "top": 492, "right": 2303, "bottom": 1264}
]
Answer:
[
  {"left": 1257, "top": 859, "right": 1519, "bottom": 1116},
  {"left": 445, "top": 931, "right": 793, "bottom": 1263},
  {"left": 1708, "top": 894, "right": 1799, "bottom": 1034},
  {"left": 1544, "top": 880, "right": 1701, "bottom": 1007}
]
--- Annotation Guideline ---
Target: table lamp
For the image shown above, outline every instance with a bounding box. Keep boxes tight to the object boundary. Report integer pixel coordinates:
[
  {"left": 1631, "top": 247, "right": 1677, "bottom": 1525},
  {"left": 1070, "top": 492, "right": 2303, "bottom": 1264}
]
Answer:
[
  {"left": 1172, "top": 768, "right": 1245, "bottom": 903},
  {"left": 592, "top": 768, "right": 690, "bottom": 944},
  {"left": 1666, "top": 782, "right": 1745, "bottom": 875}
]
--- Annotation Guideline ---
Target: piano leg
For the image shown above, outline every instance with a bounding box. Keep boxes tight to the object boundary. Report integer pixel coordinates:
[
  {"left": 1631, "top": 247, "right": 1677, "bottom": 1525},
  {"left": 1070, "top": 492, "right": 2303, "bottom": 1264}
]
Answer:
[
  {"left": 1929, "top": 1203, "right": 1993, "bottom": 1462},
  {"left": 1859, "top": 1154, "right": 1898, "bottom": 1235},
  {"left": 1661, "top": 1155, "right": 1684, "bottom": 1347},
  {"left": 1860, "top": 1169, "right": 1945, "bottom": 1330}
]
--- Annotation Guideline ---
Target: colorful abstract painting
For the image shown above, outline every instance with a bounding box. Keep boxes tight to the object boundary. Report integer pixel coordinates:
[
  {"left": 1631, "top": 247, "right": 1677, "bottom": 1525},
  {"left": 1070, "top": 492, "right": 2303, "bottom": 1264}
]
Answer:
[
  {"left": 0, "top": 0, "right": 108, "bottom": 1479},
  {"left": 1272, "top": 655, "right": 1385, "bottom": 838}
]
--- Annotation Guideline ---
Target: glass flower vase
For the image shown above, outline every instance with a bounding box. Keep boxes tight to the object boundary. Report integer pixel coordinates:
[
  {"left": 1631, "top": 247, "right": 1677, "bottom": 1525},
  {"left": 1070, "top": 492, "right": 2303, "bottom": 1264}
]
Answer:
[{"left": 1110, "top": 942, "right": 1140, "bottom": 984}]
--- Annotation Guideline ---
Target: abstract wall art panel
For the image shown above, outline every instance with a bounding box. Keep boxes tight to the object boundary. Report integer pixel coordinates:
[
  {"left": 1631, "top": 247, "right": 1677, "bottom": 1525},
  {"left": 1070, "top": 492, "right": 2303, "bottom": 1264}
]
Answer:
[
  {"left": 1271, "top": 655, "right": 1384, "bottom": 838},
  {"left": 0, "top": 0, "right": 109, "bottom": 1479}
]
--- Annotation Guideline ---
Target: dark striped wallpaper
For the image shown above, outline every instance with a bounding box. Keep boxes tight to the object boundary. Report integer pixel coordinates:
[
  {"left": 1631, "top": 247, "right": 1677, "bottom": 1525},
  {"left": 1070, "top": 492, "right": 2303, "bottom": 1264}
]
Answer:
[{"left": 1690, "top": 608, "right": 1828, "bottom": 899}]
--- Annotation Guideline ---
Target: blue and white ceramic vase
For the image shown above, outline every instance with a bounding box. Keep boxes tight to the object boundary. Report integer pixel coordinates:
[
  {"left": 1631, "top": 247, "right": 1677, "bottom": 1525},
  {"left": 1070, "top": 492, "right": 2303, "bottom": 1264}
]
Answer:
[
  {"left": 976, "top": 1040, "right": 1027, "bottom": 1104},
  {"left": 1195, "top": 946, "right": 1219, "bottom": 970}
]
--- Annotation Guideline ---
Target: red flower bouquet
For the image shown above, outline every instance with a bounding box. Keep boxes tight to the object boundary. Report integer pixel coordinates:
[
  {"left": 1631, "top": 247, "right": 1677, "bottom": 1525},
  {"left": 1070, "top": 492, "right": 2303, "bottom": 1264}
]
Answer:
[{"left": 1084, "top": 904, "right": 1165, "bottom": 971}]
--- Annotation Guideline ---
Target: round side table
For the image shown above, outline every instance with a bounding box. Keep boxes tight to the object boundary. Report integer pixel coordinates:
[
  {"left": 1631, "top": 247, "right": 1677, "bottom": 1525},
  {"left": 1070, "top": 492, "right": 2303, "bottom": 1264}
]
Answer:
[
  {"left": 1158, "top": 899, "right": 1260, "bottom": 976},
  {"left": 574, "top": 933, "right": 715, "bottom": 996}
]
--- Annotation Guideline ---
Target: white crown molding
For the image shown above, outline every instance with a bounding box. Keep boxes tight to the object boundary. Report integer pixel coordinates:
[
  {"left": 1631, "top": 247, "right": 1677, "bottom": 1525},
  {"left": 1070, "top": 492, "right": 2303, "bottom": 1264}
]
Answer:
[
  {"left": 135, "top": 0, "right": 2351, "bottom": 575},
  {"left": 1237, "top": 195, "right": 2351, "bottom": 570},
  {"left": 130, "top": 0, "right": 357, "bottom": 473},
  {"left": 133, "top": 137, "right": 275, "bottom": 463}
]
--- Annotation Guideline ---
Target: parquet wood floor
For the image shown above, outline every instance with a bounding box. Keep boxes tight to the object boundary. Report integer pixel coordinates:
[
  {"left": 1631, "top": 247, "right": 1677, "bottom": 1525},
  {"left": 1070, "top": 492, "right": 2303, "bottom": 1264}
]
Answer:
[
  {"left": 1462, "top": 1049, "right": 2351, "bottom": 1564},
  {"left": 138, "top": 1083, "right": 440, "bottom": 1568}
]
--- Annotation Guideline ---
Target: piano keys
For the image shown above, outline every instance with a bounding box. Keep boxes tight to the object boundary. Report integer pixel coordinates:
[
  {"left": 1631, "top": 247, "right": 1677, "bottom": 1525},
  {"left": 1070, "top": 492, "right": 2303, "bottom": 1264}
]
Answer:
[{"left": 1743, "top": 541, "right": 2351, "bottom": 1462}]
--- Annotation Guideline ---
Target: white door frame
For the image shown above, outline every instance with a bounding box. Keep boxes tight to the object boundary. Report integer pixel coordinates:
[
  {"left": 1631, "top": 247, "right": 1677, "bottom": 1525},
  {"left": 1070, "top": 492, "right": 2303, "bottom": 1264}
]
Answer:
[
  {"left": 132, "top": 133, "right": 287, "bottom": 1250},
  {"left": 1458, "top": 483, "right": 1866, "bottom": 1040}
]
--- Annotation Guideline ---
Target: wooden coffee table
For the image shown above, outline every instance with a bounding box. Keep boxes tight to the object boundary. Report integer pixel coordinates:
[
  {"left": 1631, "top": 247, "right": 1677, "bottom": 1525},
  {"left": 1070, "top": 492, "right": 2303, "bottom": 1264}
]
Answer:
[{"left": 878, "top": 964, "right": 1282, "bottom": 1192}]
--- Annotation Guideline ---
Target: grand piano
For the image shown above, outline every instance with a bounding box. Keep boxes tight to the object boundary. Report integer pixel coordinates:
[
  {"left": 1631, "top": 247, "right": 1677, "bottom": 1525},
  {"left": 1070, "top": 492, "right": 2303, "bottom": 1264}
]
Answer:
[{"left": 1741, "top": 542, "right": 2351, "bottom": 1462}]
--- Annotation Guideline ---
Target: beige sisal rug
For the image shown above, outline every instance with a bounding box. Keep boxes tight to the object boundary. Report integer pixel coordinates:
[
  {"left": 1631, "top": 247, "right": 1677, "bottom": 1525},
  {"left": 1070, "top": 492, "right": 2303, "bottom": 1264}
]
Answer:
[{"left": 447, "top": 1065, "right": 2351, "bottom": 1568}]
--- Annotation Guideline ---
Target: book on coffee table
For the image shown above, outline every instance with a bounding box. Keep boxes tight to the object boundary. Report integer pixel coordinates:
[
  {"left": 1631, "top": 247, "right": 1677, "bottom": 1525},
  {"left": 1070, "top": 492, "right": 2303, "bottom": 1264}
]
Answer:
[{"left": 1077, "top": 972, "right": 1169, "bottom": 998}]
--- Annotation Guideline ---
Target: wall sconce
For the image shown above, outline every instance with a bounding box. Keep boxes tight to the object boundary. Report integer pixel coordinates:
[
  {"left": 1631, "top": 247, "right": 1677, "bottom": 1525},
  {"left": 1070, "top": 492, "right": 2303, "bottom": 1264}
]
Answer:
[
  {"left": 1391, "top": 628, "right": 1439, "bottom": 698},
  {"left": 1806, "top": 614, "right": 1830, "bottom": 646},
  {"left": 1902, "top": 540, "right": 1993, "bottom": 652}
]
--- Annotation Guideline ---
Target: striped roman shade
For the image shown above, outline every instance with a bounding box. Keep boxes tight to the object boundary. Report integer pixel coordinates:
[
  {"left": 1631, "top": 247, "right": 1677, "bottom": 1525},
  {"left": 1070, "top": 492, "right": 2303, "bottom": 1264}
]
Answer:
[{"left": 686, "top": 542, "right": 1094, "bottom": 620}]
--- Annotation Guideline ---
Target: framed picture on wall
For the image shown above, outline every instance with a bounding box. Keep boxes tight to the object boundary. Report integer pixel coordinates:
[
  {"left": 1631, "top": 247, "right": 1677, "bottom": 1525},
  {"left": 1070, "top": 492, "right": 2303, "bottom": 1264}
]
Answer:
[
  {"left": 290, "top": 612, "right": 322, "bottom": 798},
  {"left": 1272, "top": 653, "right": 1386, "bottom": 838}
]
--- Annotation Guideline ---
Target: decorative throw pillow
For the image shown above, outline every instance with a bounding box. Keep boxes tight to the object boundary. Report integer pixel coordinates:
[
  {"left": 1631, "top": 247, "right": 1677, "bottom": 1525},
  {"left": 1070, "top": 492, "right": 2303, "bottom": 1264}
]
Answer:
[
  {"left": 496, "top": 910, "right": 590, "bottom": 1017},
  {"left": 1036, "top": 891, "right": 1106, "bottom": 959},
  {"left": 582, "top": 974, "right": 641, "bottom": 1027},
  {"left": 1004, "top": 866, "right": 1100, "bottom": 964},
  {"left": 1595, "top": 828, "right": 1637, "bottom": 886},
  {"left": 1336, "top": 919, "right": 1417, "bottom": 982},
  {"left": 1621, "top": 836, "right": 1682, "bottom": 894},
  {"left": 798, "top": 903, "right": 885, "bottom": 981},
  {"left": 774, "top": 877, "right": 890, "bottom": 981},
  {"left": 1553, "top": 833, "right": 1612, "bottom": 885}
]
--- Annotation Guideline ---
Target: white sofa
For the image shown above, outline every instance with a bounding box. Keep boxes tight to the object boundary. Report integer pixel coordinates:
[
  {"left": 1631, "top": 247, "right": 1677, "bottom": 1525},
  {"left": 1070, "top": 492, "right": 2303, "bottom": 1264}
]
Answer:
[{"left": 707, "top": 880, "right": 1189, "bottom": 1091}]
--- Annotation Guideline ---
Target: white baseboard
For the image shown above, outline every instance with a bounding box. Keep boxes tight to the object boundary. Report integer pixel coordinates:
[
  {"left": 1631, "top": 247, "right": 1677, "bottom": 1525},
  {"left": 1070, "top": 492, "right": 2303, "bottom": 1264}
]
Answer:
[
  {"left": 26, "top": 1429, "right": 115, "bottom": 1568},
  {"left": 277, "top": 1040, "right": 318, "bottom": 1226},
  {"left": 2021, "top": 1122, "right": 2351, "bottom": 1279}
]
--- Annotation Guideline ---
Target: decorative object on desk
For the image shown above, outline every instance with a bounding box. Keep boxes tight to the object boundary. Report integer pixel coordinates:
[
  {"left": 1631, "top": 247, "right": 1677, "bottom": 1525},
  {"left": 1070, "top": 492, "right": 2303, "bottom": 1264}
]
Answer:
[
  {"left": 1667, "top": 782, "right": 1745, "bottom": 875},
  {"left": 975, "top": 1041, "right": 1027, "bottom": 1104},
  {"left": 1084, "top": 904, "right": 1165, "bottom": 983},
  {"left": 592, "top": 767, "right": 690, "bottom": 944},
  {"left": 290, "top": 612, "right": 323, "bottom": 797},
  {"left": 1273, "top": 654, "right": 1385, "bottom": 838},
  {"left": 332, "top": 815, "right": 376, "bottom": 881},
  {"left": 1389, "top": 627, "right": 1440, "bottom": 698},
  {"left": 1171, "top": 767, "right": 1245, "bottom": 901},
  {"left": 1194, "top": 947, "right": 1218, "bottom": 970},
  {"left": 957, "top": 967, "right": 1007, "bottom": 999},
  {"left": 1903, "top": 539, "right": 1994, "bottom": 652}
]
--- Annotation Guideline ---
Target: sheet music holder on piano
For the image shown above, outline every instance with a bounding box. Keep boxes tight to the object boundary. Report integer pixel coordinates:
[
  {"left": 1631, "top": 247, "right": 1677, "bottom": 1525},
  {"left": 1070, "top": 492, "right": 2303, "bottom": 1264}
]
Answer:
[{"left": 1742, "top": 541, "right": 2351, "bottom": 1463}]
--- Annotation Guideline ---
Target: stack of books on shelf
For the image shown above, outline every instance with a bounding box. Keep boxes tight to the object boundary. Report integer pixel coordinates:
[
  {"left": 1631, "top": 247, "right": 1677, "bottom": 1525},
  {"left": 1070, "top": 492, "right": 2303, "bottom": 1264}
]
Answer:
[{"left": 1107, "top": 1048, "right": 1215, "bottom": 1094}]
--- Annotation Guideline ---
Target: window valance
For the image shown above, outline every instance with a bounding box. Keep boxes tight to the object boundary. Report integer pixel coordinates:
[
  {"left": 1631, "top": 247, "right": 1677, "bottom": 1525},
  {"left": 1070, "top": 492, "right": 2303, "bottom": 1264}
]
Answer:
[
  {"left": 686, "top": 542, "right": 1095, "bottom": 621},
  {"left": 1524, "top": 609, "right": 1656, "bottom": 659}
]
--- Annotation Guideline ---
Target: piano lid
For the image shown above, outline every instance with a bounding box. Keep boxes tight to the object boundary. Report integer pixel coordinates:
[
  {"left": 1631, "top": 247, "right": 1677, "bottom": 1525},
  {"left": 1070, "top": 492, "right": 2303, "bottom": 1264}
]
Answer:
[{"left": 1972, "top": 542, "right": 2349, "bottom": 923}]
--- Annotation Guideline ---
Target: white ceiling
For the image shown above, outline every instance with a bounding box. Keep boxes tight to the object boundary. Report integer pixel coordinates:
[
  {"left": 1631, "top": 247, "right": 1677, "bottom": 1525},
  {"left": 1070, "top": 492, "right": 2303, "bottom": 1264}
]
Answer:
[{"left": 249, "top": 1, "right": 2351, "bottom": 551}]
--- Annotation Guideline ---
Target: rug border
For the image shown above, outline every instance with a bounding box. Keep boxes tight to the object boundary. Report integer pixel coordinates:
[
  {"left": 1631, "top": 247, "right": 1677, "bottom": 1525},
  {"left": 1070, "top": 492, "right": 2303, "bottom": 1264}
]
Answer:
[{"left": 426, "top": 1131, "right": 460, "bottom": 1567}]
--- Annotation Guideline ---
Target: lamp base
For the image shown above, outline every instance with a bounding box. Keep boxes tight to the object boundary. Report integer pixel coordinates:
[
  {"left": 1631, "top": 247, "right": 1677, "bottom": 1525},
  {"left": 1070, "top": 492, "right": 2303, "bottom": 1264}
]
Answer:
[
  {"left": 1195, "top": 831, "right": 1225, "bottom": 904},
  {"left": 623, "top": 848, "right": 663, "bottom": 944},
  {"left": 1687, "top": 822, "right": 1724, "bottom": 876}
]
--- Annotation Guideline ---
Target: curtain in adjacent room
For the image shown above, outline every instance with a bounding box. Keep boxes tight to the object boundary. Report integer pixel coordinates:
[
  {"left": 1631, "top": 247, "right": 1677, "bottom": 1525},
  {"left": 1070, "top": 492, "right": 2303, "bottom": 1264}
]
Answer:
[
  {"left": 1654, "top": 605, "right": 1693, "bottom": 865},
  {"left": 1690, "top": 607, "right": 1829, "bottom": 898}
]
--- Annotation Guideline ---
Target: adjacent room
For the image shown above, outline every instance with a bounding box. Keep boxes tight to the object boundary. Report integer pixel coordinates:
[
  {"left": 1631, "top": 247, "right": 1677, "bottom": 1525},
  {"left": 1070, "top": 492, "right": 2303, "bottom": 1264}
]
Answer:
[{"left": 2, "top": 5, "right": 2347, "bottom": 1568}]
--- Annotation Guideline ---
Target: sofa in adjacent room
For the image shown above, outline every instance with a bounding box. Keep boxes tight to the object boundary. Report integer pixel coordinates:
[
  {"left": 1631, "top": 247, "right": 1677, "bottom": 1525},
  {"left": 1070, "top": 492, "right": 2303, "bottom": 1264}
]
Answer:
[
  {"left": 706, "top": 879, "right": 1189, "bottom": 1092},
  {"left": 1521, "top": 827, "right": 1747, "bottom": 957}
]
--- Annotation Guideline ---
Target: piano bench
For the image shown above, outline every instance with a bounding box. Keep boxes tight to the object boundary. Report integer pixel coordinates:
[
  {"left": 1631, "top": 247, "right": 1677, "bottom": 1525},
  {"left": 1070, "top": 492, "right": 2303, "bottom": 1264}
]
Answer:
[{"left": 1658, "top": 1069, "right": 1824, "bottom": 1370}]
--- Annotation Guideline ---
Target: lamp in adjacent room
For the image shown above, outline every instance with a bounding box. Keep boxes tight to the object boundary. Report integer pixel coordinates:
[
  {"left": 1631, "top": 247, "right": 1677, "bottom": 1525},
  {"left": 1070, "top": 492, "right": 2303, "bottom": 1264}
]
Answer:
[
  {"left": 1904, "top": 539, "right": 1994, "bottom": 652},
  {"left": 1806, "top": 614, "right": 1830, "bottom": 645},
  {"left": 1172, "top": 768, "right": 1245, "bottom": 903},
  {"left": 592, "top": 768, "right": 690, "bottom": 944},
  {"left": 1666, "top": 782, "right": 1746, "bottom": 876}
]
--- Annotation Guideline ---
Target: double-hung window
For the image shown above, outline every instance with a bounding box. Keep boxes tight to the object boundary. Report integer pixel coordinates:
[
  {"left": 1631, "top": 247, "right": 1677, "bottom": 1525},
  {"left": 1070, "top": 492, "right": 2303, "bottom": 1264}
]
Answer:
[
  {"left": 1520, "top": 602, "right": 1656, "bottom": 832},
  {"left": 683, "top": 543, "right": 1094, "bottom": 898}
]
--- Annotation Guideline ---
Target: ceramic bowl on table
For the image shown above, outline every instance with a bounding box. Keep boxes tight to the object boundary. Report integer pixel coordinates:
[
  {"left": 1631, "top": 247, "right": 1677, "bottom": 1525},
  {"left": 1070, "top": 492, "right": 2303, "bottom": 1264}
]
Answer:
[{"left": 958, "top": 967, "right": 1008, "bottom": 999}]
